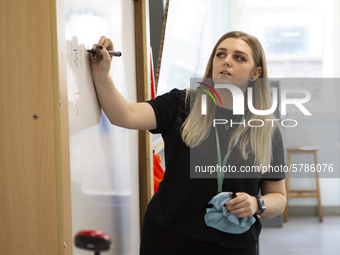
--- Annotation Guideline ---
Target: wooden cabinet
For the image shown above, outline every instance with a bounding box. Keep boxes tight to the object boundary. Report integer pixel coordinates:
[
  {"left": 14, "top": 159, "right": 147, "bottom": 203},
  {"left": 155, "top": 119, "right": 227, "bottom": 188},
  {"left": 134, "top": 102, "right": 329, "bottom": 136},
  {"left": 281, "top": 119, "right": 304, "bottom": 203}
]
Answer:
[{"left": 1, "top": 0, "right": 75, "bottom": 254}]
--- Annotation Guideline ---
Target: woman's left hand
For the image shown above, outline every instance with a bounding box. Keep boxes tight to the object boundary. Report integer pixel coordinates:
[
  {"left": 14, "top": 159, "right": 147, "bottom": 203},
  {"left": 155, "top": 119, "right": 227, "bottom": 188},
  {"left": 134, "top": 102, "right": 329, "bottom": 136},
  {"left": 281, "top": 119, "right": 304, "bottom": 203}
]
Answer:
[{"left": 224, "top": 192, "right": 258, "bottom": 218}]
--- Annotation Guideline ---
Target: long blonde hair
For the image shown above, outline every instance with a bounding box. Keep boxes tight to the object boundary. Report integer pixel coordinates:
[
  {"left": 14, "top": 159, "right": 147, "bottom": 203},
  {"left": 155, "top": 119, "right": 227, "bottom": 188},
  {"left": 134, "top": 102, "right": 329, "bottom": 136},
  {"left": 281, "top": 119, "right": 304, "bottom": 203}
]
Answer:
[{"left": 181, "top": 31, "right": 277, "bottom": 168}]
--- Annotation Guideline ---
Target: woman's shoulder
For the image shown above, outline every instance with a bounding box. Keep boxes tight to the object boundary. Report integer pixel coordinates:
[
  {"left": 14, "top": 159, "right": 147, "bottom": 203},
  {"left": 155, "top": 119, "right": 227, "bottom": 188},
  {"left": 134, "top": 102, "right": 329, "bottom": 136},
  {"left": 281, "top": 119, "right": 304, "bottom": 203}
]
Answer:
[
  {"left": 165, "top": 88, "right": 197, "bottom": 109},
  {"left": 167, "top": 87, "right": 198, "bottom": 97},
  {"left": 167, "top": 88, "right": 192, "bottom": 98}
]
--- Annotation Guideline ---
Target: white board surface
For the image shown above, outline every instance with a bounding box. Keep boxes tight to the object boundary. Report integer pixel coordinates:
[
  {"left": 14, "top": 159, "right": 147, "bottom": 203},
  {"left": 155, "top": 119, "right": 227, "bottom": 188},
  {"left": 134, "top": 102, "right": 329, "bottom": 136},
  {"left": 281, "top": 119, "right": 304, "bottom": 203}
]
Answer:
[{"left": 60, "top": 0, "right": 140, "bottom": 254}]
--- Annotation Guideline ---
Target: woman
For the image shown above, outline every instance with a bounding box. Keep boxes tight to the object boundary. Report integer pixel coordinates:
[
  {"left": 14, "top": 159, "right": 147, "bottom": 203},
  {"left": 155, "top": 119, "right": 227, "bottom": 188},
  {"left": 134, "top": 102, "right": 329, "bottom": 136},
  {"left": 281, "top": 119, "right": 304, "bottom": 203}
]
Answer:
[{"left": 90, "top": 31, "right": 286, "bottom": 255}]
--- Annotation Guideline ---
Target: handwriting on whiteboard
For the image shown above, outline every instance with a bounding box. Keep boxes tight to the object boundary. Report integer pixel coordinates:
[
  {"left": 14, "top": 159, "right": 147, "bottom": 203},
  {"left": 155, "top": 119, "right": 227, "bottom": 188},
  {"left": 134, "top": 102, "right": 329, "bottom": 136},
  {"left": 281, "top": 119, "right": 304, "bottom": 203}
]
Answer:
[{"left": 66, "top": 36, "right": 102, "bottom": 133}]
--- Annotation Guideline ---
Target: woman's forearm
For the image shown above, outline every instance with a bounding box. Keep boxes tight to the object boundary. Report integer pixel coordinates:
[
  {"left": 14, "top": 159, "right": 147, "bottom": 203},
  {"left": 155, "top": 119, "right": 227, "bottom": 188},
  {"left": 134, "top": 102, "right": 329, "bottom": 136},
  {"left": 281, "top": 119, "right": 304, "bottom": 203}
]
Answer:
[
  {"left": 93, "top": 74, "right": 132, "bottom": 127},
  {"left": 93, "top": 73, "right": 157, "bottom": 130},
  {"left": 260, "top": 193, "right": 286, "bottom": 219}
]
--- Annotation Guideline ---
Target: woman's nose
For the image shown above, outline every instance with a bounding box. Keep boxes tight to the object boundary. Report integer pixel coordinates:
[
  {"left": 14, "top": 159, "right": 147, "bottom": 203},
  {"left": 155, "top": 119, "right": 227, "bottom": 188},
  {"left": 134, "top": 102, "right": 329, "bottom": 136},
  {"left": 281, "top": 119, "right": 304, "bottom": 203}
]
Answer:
[{"left": 224, "top": 55, "right": 232, "bottom": 66}]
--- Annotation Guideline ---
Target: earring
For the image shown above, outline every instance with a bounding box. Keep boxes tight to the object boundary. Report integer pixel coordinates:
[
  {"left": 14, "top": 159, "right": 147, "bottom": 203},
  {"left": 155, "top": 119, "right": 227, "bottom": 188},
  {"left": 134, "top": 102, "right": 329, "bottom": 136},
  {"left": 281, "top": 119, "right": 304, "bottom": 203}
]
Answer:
[{"left": 250, "top": 77, "right": 255, "bottom": 81}]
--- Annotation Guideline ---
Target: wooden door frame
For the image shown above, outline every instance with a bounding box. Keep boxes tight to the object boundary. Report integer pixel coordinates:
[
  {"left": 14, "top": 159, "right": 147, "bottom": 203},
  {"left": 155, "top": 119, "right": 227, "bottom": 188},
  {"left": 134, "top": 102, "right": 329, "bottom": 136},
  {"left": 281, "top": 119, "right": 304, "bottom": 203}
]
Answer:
[{"left": 134, "top": 0, "right": 153, "bottom": 234}]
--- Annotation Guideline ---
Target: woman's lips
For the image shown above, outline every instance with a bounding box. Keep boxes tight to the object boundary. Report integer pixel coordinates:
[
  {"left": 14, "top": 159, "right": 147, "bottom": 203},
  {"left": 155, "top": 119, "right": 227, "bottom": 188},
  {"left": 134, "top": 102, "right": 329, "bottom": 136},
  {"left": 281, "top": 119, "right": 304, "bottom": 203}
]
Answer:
[{"left": 220, "top": 70, "right": 231, "bottom": 77}]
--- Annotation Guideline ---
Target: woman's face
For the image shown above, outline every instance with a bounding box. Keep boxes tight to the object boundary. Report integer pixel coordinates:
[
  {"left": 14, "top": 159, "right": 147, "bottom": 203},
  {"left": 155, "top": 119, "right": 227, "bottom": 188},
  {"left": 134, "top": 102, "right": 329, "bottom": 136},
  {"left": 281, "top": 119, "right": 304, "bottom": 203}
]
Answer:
[{"left": 212, "top": 38, "right": 261, "bottom": 91}]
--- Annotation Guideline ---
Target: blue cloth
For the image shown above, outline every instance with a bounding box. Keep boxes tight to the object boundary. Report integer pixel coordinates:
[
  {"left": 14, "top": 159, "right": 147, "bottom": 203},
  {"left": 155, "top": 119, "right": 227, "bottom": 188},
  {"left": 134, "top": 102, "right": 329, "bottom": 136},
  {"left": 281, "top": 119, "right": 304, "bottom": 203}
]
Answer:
[{"left": 204, "top": 192, "right": 256, "bottom": 234}]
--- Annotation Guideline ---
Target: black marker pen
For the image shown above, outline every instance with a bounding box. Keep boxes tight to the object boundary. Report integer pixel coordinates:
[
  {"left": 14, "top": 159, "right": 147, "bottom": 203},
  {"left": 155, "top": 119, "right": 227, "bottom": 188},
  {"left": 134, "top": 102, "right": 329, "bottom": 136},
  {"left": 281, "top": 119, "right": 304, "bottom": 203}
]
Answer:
[{"left": 87, "top": 48, "right": 122, "bottom": 57}]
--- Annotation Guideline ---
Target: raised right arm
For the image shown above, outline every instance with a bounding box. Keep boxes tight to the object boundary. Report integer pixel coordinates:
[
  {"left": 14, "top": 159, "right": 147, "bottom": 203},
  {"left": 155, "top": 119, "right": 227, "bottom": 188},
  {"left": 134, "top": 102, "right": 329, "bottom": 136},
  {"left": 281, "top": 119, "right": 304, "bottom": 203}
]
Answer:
[{"left": 90, "top": 36, "right": 157, "bottom": 130}]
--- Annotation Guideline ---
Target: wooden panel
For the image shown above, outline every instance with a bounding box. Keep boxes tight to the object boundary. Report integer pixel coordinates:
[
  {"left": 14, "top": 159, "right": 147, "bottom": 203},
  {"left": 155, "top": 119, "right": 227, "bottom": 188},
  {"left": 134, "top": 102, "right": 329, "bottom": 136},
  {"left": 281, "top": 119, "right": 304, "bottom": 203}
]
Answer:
[
  {"left": 134, "top": 0, "right": 153, "bottom": 233},
  {"left": 52, "top": 0, "right": 73, "bottom": 253},
  {"left": 0, "top": 0, "right": 71, "bottom": 254}
]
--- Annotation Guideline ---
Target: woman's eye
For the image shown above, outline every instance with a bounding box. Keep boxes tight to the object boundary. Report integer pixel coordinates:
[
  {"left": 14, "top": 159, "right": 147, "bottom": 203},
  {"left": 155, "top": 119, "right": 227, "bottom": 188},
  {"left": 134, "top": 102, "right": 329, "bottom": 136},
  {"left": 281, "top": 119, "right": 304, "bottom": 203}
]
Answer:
[
  {"left": 216, "top": 52, "right": 225, "bottom": 58},
  {"left": 235, "top": 55, "right": 245, "bottom": 61}
]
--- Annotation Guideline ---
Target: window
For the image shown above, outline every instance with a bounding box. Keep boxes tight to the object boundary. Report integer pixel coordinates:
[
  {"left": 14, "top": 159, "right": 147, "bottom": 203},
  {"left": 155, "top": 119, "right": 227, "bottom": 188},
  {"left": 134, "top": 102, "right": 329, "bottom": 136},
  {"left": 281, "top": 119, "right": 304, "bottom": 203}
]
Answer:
[
  {"left": 233, "top": 0, "right": 336, "bottom": 78},
  {"left": 156, "top": 0, "right": 338, "bottom": 96}
]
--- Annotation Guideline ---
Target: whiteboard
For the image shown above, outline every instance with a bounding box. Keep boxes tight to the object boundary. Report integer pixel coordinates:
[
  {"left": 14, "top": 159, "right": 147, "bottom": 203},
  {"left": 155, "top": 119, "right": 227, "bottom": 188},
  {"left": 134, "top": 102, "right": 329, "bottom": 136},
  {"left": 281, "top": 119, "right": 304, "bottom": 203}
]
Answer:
[{"left": 61, "top": 0, "right": 140, "bottom": 254}]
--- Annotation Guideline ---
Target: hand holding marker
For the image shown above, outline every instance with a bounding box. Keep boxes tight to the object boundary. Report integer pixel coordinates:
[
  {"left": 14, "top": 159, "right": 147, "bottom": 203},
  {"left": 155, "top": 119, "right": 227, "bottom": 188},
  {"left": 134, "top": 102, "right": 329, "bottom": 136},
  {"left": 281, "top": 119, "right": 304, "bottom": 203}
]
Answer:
[{"left": 87, "top": 46, "right": 122, "bottom": 57}]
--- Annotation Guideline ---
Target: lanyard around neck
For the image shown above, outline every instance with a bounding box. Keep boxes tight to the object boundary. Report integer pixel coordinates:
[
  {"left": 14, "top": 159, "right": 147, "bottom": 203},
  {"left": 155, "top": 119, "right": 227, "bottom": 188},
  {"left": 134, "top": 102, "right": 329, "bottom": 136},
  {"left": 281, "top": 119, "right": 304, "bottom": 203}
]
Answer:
[{"left": 215, "top": 115, "right": 245, "bottom": 193}]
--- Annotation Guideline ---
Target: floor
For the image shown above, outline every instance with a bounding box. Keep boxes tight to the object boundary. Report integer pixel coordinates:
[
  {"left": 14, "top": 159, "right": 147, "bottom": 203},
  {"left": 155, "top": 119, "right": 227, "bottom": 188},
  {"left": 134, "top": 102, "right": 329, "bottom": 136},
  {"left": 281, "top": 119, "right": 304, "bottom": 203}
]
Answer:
[{"left": 259, "top": 216, "right": 340, "bottom": 255}]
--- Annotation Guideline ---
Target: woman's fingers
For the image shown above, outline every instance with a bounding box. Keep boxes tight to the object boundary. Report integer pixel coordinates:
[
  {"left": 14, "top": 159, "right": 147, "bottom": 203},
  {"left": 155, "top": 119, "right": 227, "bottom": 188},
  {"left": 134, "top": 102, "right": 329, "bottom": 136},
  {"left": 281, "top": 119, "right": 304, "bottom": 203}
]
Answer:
[
  {"left": 97, "top": 36, "right": 114, "bottom": 51},
  {"left": 94, "top": 36, "right": 114, "bottom": 61},
  {"left": 97, "top": 44, "right": 111, "bottom": 62},
  {"left": 225, "top": 193, "right": 256, "bottom": 217},
  {"left": 103, "top": 38, "right": 114, "bottom": 51},
  {"left": 98, "top": 36, "right": 107, "bottom": 46},
  {"left": 91, "top": 44, "right": 98, "bottom": 61}
]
